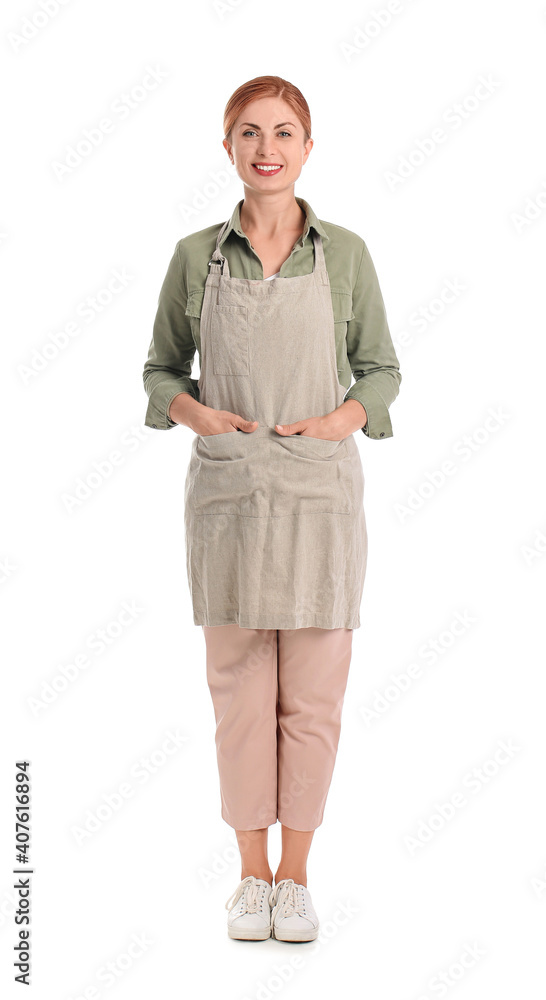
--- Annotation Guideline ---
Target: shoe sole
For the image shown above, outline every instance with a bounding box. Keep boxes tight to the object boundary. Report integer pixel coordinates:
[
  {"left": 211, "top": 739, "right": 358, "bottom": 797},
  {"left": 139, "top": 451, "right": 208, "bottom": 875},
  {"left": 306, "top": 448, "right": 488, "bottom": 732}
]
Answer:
[
  {"left": 271, "top": 923, "right": 319, "bottom": 942},
  {"left": 228, "top": 925, "right": 271, "bottom": 940}
]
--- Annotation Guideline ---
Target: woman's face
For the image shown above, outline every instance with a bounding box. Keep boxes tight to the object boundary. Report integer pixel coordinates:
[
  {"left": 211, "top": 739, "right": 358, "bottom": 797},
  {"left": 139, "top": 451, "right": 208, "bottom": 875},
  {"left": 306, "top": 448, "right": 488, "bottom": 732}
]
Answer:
[{"left": 224, "top": 96, "right": 313, "bottom": 195}]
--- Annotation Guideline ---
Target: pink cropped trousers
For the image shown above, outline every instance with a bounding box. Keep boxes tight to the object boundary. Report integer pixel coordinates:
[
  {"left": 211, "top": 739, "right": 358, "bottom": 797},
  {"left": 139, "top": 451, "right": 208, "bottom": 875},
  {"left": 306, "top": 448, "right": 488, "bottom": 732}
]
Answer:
[{"left": 201, "top": 624, "right": 353, "bottom": 832}]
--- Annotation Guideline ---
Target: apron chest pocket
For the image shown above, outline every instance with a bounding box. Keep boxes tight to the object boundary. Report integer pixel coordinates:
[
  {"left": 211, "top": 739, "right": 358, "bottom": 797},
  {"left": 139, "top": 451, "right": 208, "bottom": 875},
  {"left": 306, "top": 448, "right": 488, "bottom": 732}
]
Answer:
[{"left": 211, "top": 304, "right": 249, "bottom": 376}]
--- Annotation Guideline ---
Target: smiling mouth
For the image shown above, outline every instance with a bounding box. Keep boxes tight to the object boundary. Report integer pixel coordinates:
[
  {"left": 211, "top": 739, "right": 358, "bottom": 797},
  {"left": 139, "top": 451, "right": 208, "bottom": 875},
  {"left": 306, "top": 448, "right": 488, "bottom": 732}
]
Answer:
[{"left": 251, "top": 164, "right": 283, "bottom": 175}]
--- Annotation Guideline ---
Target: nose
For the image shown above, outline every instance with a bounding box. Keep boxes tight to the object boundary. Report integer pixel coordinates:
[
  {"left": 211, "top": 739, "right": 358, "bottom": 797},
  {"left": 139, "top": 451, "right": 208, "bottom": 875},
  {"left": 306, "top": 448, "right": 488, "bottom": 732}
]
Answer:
[{"left": 255, "top": 135, "right": 277, "bottom": 157}]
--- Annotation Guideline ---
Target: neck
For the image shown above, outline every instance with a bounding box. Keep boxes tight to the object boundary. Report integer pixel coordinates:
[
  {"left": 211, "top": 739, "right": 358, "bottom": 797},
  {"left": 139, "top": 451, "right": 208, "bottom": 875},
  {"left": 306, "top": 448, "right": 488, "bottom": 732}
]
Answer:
[{"left": 239, "top": 191, "right": 306, "bottom": 240}]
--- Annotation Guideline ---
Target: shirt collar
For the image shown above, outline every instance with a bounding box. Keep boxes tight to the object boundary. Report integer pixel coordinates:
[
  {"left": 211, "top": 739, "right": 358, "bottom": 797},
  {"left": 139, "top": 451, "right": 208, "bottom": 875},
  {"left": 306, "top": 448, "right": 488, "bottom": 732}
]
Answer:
[{"left": 218, "top": 196, "right": 329, "bottom": 250}]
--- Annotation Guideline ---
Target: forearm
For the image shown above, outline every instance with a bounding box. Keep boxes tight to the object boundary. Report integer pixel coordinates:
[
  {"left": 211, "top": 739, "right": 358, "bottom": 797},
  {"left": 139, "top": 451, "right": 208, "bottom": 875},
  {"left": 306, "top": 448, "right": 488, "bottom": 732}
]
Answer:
[
  {"left": 168, "top": 391, "right": 205, "bottom": 431},
  {"left": 329, "top": 398, "right": 368, "bottom": 436},
  {"left": 344, "top": 368, "right": 401, "bottom": 439},
  {"left": 143, "top": 373, "right": 199, "bottom": 430}
]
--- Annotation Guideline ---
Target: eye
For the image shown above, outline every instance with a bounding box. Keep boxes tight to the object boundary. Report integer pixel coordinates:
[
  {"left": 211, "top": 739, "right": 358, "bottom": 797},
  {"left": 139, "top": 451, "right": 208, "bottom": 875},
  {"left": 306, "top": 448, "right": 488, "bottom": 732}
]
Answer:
[{"left": 241, "top": 130, "right": 292, "bottom": 137}]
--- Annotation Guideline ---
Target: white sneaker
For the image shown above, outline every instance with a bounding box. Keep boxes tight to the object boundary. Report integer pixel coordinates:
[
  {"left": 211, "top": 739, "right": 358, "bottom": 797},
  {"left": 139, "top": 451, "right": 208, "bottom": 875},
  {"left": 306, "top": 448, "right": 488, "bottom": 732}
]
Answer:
[
  {"left": 269, "top": 878, "right": 320, "bottom": 942},
  {"left": 225, "top": 876, "right": 272, "bottom": 940}
]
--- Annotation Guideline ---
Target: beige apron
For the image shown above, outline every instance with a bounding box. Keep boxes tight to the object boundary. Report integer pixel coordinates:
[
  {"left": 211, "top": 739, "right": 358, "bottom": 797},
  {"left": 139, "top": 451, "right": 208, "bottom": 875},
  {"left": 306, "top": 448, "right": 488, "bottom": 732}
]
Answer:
[{"left": 183, "top": 220, "right": 367, "bottom": 629}]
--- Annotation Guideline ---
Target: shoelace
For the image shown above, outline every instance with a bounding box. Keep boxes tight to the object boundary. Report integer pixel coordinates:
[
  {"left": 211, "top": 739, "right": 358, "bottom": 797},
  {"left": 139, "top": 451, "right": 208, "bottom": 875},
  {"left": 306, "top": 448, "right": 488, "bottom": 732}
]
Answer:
[
  {"left": 268, "top": 878, "right": 306, "bottom": 918},
  {"left": 225, "top": 876, "right": 264, "bottom": 914}
]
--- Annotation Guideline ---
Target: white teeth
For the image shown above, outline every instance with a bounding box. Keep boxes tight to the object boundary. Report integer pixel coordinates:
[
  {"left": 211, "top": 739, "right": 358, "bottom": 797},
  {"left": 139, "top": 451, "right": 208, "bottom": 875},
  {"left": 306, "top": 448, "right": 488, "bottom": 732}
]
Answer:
[{"left": 254, "top": 164, "right": 281, "bottom": 171}]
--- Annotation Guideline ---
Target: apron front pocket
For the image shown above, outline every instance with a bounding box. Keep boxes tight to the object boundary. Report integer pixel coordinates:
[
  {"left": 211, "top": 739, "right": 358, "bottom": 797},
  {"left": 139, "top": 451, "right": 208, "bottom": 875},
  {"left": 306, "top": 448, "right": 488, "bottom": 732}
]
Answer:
[
  {"left": 189, "top": 430, "right": 255, "bottom": 516},
  {"left": 269, "top": 435, "right": 355, "bottom": 516},
  {"left": 211, "top": 304, "right": 249, "bottom": 376}
]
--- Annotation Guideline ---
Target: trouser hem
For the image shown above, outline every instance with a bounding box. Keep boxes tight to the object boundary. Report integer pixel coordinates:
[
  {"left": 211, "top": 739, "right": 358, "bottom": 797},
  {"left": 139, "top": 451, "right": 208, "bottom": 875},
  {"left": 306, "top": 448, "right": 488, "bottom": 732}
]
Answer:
[{"left": 223, "top": 812, "right": 279, "bottom": 831}]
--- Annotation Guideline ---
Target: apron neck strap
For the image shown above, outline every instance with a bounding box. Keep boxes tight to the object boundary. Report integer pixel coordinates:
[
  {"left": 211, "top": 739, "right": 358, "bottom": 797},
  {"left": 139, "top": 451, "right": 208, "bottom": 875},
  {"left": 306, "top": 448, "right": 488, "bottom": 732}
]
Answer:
[
  {"left": 208, "top": 219, "right": 230, "bottom": 276},
  {"left": 311, "top": 230, "right": 329, "bottom": 285}
]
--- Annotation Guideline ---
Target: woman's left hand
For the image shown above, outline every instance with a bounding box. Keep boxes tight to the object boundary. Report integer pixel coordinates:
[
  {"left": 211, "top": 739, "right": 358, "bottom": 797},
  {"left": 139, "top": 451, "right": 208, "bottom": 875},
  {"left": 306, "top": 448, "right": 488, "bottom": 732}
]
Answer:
[{"left": 275, "top": 400, "right": 367, "bottom": 440}]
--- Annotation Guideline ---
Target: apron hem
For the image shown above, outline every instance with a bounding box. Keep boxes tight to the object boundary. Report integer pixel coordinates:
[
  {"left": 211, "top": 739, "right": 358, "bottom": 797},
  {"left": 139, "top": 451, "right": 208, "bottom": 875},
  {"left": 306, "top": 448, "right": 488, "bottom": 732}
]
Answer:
[{"left": 193, "top": 611, "right": 360, "bottom": 630}]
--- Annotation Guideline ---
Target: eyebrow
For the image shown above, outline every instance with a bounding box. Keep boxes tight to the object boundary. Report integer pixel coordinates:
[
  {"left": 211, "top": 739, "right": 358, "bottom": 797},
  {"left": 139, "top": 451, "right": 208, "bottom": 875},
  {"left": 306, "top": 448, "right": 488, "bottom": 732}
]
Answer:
[{"left": 239, "top": 122, "right": 297, "bottom": 130}]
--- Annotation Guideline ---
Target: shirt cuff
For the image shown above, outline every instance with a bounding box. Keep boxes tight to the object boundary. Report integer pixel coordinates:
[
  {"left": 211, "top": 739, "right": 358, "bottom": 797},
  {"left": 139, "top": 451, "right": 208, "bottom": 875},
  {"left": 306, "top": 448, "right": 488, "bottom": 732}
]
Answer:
[
  {"left": 344, "top": 383, "right": 393, "bottom": 440},
  {"left": 144, "top": 378, "right": 199, "bottom": 430}
]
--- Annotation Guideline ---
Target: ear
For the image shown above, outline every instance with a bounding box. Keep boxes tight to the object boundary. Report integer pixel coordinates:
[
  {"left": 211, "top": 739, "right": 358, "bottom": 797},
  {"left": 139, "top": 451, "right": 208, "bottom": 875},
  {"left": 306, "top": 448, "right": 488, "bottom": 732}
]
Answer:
[
  {"left": 222, "top": 138, "right": 233, "bottom": 163},
  {"left": 302, "top": 138, "right": 314, "bottom": 164}
]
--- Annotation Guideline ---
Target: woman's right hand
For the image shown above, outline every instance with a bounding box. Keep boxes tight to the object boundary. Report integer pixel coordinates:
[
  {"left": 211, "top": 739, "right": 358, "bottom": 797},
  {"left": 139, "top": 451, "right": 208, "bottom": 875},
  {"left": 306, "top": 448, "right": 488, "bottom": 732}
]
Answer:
[{"left": 168, "top": 393, "right": 258, "bottom": 436}]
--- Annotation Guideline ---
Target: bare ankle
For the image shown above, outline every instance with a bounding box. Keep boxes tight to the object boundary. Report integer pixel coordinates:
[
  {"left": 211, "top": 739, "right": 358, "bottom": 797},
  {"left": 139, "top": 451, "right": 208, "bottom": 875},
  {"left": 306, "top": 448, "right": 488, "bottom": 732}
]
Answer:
[
  {"left": 241, "top": 868, "right": 273, "bottom": 884},
  {"left": 275, "top": 871, "right": 307, "bottom": 887}
]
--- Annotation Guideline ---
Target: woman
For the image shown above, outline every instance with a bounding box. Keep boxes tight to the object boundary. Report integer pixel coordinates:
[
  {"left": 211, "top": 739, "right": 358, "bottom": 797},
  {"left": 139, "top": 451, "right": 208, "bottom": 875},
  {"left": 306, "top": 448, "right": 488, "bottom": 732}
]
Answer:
[{"left": 142, "top": 75, "right": 401, "bottom": 943}]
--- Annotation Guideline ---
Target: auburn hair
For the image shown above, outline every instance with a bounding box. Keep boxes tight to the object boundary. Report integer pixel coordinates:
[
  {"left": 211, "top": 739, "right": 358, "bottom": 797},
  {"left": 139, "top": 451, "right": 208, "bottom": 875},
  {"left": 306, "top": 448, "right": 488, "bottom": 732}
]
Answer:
[{"left": 223, "top": 76, "right": 311, "bottom": 145}]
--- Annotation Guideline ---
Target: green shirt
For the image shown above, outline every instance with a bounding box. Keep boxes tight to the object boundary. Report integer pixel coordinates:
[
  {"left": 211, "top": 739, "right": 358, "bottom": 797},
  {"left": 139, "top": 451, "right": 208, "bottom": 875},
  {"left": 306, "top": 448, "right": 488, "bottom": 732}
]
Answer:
[{"left": 142, "top": 196, "right": 401, "bottom": 439}]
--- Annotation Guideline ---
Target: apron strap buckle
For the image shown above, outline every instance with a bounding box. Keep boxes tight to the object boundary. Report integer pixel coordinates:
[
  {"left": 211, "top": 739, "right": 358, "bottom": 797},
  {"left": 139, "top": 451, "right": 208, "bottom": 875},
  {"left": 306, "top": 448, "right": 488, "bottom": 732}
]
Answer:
[{"left": 208, "top": 255, "right": 224, "bottom": 274}]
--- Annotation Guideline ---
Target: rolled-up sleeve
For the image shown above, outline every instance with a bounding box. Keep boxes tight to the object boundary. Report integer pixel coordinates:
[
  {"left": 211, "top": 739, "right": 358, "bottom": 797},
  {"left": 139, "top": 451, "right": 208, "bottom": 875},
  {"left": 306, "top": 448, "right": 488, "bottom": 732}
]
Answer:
[
  {"left": 142, "top": 241, "right": 200, "bottom": 429},
  {"left": 344, "top": 241, "right": 401, "bottom": 439}
]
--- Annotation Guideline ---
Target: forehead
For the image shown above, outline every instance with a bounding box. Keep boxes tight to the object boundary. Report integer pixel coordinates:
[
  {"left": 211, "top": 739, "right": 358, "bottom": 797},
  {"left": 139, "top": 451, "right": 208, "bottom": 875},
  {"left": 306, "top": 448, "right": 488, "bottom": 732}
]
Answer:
[{"left": 234, "top": 95, "right": 300, "bottom": 127}]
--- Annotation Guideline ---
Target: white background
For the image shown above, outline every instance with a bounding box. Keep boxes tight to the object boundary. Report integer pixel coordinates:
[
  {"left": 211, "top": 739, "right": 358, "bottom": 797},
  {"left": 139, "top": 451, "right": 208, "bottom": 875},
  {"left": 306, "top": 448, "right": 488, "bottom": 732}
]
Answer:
[{"left": 1, "top": 0, "right": 545, "bottom": 996}]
